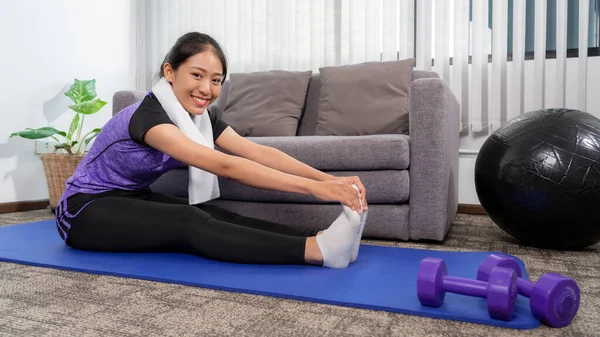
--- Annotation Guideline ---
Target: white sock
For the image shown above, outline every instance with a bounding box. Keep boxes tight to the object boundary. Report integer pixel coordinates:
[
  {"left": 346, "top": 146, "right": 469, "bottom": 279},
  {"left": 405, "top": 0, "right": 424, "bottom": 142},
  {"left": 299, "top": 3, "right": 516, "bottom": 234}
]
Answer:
[
  {"left": 350, "top": 185, "right": 366, "bottom": 263},
  {"left": 316, "top": 198, "right": 361, "bottom": 269},
  {"left": 350, "top": 210, "right": 368, "bottom": 263}
]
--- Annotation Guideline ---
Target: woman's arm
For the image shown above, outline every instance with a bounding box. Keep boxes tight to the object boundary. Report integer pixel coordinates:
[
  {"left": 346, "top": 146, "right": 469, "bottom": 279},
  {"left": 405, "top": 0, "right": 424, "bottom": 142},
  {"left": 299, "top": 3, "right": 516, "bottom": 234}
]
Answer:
[
  {"left": 216, "top": 126, "right": 367, "bottom": 209},
  {"left": 216, "top": 127, "right": 334, "bottom": 181},
  {"left": 144, "top": 124, "right": 363, "bottom": 211}
]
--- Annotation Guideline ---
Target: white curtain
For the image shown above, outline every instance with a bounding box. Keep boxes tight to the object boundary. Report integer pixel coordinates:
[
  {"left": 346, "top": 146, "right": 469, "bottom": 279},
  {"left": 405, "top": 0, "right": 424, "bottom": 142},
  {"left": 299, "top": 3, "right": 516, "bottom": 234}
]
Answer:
[{"left": 134, "top": 0, "right": 415, "bottom": 91}]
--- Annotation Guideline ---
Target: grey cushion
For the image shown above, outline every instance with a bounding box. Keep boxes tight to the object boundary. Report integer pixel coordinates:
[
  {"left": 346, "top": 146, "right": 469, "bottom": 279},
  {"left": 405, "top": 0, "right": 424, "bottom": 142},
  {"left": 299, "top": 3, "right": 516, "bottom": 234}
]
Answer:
[
  {"left": 150, "top": 169, "right": 409, "bottom": 204},
  {"left": 217, "top": 170, "right": 409, "bottom": 204},
  {"left": 315, "top": 58, "right": 415, "bottom": 136},
  {"left": 112, "top": 91, "right": 147, "bottom": 115},
  {"left": 153, "top": 176, "right": 413, "bottom": 239},
  {"left": 206, "top": 80, "right": 230, "bottom": 117},
  {"left": 220, "top": 70, "right": 312, "bottom": 136},
  {"left": 296, "top": 73, "right": 322, "bottom": 136},
  {"left": 150, "top": 167, "right": 188, "bottom": 197},
  {"left": 242, "top": 134, "right": 410, "bottom": 171},
  {"left": 204, "top": 201, "right": 411, "bottom": 240},
  {"left": 297, "top": 70, "right": 440, "bottom": 137}
]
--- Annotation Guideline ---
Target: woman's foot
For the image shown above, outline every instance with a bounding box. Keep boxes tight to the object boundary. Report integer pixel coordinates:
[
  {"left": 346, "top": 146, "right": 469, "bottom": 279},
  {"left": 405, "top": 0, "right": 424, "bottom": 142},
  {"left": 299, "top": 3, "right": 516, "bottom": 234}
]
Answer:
[
  {"left": 350, "top": 210, "right": 368, "bottom": 263},
  {"left": 310, "top": 204, "right": 361, "bottom": 268}
]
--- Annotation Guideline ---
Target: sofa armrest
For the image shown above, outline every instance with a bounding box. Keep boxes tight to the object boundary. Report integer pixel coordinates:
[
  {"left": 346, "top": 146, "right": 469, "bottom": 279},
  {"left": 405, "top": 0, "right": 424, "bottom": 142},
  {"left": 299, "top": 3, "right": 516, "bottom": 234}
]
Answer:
[{"left": 408, "top": 78, "right": 460, "bottom": 241}]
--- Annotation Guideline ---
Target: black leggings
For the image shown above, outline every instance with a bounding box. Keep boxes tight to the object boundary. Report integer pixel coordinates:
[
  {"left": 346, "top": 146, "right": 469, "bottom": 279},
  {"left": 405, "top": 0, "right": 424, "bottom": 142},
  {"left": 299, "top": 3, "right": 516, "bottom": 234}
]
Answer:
[{"left": 63, "top": 191, "right": 321, "bottom": 265}]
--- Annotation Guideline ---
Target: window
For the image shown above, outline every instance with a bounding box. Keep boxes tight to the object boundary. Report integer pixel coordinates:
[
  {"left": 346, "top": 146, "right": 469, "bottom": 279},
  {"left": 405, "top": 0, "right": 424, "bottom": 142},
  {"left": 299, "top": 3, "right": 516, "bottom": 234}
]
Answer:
[{"left": 499, "top": 0, "right": 599, "bottom": 57}]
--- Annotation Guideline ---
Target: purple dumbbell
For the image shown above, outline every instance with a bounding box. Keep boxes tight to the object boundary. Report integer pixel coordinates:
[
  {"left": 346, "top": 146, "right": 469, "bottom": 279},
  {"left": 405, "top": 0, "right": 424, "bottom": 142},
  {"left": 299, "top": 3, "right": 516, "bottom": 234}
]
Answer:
[
  {"left": 417, "top": 257, "right": 518, "bottom": 321},
  {"left": 477, "top": 254, "right": 580, "bottom": 328}
]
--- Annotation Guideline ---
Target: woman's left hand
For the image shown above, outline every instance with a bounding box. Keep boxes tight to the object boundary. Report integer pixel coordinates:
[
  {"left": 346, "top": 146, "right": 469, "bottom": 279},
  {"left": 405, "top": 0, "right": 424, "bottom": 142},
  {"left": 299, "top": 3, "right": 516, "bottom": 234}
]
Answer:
[{"left": 331, "top": 176, "right": 368, "bottom": 211}]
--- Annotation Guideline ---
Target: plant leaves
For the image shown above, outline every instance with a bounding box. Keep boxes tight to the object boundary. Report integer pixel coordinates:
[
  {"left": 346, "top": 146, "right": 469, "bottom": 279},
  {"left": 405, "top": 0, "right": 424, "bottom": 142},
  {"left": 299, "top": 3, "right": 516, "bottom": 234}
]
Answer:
[
  {"left": 64, "top": 79, "right": 97, "bottom": 104},
  {"left": 84, "top": 128, "right": 102, "bottom": 146},
  {"left": 67, "top": 114, "right": 80, "bottom": 140},
  {"left": 9, "top": 127, "right": 64, "bottom": 139},
  {"left": 69, "top": 99, "right": 107, "bottom": 114}
]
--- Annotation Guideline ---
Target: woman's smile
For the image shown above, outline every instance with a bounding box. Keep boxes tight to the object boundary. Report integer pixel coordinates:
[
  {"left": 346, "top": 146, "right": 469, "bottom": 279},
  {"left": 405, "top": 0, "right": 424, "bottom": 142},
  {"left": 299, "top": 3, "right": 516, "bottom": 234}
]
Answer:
[{"left": 192, "top": 95, "right": 209, "bottom": 108}]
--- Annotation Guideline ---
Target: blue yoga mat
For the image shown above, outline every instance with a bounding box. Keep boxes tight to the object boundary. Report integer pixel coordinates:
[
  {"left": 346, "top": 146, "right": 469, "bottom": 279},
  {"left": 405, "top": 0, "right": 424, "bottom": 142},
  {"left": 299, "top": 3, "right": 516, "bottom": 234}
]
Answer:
[{"left": 0, "top": 220, "right": 540, "bottom": 329}]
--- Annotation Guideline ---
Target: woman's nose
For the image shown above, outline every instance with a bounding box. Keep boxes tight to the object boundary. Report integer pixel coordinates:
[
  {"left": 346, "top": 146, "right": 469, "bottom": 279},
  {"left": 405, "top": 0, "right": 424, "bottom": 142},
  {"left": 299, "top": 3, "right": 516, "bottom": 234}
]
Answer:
[{"left": 198, "top": 80, "right": 211, "bottom": 95}]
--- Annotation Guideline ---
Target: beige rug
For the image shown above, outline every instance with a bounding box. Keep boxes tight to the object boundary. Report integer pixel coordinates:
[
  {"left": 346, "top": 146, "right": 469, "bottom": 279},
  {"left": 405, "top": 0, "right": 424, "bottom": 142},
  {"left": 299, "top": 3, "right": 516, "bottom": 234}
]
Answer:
[{"left": 0, "top": 209, "right": 597, "bottom": 337}]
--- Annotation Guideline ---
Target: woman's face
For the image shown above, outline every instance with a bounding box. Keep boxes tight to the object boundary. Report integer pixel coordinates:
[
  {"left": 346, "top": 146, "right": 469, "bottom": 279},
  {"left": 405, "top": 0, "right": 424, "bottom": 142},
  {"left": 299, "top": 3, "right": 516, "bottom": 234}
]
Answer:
[{"left": 164, "top": 49, "right": 223, "bottom": 115}]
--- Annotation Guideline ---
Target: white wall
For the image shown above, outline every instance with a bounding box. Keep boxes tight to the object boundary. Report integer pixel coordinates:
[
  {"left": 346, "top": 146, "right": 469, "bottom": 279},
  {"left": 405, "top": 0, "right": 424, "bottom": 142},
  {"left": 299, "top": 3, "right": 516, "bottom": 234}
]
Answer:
[
  {"left": 0, "top": 0, "right": 136, "bottom": 203},
  {"left": 457, "top": 56, "right": 600, "bottom": 204}
]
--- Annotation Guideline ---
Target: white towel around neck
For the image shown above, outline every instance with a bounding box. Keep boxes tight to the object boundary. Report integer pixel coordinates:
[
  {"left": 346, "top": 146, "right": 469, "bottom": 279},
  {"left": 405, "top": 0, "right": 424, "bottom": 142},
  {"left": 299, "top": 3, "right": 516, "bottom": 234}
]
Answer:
[{"left": 151, "top": 77, "right": 220, "bottom": 204}]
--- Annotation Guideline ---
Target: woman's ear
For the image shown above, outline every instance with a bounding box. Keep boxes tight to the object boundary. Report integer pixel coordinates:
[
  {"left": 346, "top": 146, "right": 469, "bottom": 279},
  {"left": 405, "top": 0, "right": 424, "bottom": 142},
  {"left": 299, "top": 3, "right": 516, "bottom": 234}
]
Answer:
[{"left": 163, "top": 63, "right": 175, "bottom": 83}]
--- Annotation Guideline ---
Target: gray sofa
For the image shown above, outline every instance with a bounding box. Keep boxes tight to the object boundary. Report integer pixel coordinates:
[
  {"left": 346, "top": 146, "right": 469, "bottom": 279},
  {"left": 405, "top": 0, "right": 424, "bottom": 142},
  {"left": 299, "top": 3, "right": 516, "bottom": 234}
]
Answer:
[{"left": 112, "top": 69, "right": 460, "bottom": 242}]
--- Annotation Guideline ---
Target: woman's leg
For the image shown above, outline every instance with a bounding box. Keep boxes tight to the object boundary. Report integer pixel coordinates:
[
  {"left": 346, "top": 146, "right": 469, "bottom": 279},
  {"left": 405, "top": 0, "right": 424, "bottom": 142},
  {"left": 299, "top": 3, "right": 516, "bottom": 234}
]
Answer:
[
  {"left": 145, "top": 192, "right": 323, "bottom": 237},
  {"left": 140, "top": 192, "right": 359, "bottom": 267},
  {"left": 198, "top": 203, "right": 323, "bottom": 236},
  {"left": 65, "top": 196, "right": 313, "bottom": 265}
]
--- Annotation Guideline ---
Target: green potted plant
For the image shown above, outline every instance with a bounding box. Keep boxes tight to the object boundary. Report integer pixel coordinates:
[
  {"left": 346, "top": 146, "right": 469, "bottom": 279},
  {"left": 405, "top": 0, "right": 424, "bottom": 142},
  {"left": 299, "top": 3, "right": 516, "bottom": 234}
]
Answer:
[{"left": 10, "top": 79, "right": 107, "bottom": 208}]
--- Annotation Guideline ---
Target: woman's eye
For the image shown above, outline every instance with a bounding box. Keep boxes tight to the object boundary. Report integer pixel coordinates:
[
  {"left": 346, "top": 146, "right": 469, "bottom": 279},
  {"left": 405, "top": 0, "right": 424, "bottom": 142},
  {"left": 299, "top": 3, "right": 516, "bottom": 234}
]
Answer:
[
  {"left": 213, "top": 79, "right": 222, "bottom": 83},
  {"left": 193, "top": 73, "right": 202, "bottom": 78}
]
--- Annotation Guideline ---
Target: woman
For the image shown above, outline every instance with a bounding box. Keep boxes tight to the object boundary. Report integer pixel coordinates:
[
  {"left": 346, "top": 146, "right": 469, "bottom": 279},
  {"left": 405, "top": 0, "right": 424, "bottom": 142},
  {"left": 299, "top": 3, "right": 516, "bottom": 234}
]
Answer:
[{"left": 55, "top": 32, "right": 368, "bottom": 269}]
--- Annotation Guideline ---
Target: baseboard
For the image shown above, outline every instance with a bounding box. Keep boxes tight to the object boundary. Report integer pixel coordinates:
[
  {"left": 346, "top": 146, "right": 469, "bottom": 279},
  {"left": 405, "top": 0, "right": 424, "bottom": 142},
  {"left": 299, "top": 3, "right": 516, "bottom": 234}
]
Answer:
[
  {"left": 0, "top": 199, "right": 50, "bottom": 214},
  {"left": 457, "top": 204, "right": 487, "bottom": 215}
]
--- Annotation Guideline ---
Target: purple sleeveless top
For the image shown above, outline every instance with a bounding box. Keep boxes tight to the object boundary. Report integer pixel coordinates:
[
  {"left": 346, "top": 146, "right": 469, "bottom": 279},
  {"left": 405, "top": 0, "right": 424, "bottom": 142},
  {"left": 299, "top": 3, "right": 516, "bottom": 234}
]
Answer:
[{"left": 54, "top": 93, "right": 228, "bottom": 241}]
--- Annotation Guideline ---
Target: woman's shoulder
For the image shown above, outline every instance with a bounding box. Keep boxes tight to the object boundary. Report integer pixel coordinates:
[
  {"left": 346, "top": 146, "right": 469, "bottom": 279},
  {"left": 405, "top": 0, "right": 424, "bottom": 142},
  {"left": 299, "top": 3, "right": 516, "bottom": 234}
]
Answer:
[
  {"left": 136, "top": 93, "right": 169, "bottom": 116},
  {"left": 128, "top": 93, "right": 177, "bottom": 145}
]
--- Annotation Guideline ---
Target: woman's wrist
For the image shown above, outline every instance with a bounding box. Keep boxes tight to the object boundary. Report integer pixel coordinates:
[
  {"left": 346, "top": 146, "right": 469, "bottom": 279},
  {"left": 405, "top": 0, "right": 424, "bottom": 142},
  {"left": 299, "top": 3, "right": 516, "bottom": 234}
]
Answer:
[{"left": 316, "top": 172, "right": 336, "bottom": 181}]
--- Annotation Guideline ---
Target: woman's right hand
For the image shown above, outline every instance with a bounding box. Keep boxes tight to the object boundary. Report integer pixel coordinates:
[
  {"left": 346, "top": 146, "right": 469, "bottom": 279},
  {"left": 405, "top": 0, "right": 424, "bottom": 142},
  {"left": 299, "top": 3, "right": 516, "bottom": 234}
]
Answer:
[{"left": 309, "top": 180, "right": 363, "bottom": 214}]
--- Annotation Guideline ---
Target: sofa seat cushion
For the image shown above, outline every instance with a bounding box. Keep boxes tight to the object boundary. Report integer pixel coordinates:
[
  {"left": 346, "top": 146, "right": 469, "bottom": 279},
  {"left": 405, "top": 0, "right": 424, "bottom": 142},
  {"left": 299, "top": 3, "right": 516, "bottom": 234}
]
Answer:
[
  {"left": 219, "top": 170, "right": 409, "bottom": 204},
  {"left": 205, "top": 201, "right": 411, "bottom": 240},
  {"left": 150, "top": 169, "right": 409, "bottom": 204},
  {"left": 242, "top": 134, "right": 410, "bottom": 171}
]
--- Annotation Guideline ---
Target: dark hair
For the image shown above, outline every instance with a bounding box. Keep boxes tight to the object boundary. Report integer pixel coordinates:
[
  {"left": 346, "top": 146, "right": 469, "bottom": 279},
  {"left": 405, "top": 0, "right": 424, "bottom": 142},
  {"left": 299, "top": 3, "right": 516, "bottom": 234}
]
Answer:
[{"left": 158, "top": 32, "right": 228, "bottom": 82}]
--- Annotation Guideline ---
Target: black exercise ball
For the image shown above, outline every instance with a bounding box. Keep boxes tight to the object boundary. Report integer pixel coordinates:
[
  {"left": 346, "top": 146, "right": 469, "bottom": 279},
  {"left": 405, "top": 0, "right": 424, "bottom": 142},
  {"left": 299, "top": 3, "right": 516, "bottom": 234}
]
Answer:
[{"left": 475, "top": 108, "right": 600, "bottom": 249}]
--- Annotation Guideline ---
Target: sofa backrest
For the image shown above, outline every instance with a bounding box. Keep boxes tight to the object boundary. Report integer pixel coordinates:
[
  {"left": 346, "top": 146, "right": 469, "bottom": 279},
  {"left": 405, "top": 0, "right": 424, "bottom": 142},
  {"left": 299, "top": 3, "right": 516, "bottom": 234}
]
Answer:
[
  {"left": 112, "top": 91, "right": 146, "bottom": 116},
  {"left": 112, "top": 69, "right": 440, "bottom": 136},
  {"left": 296, "top": 69, "right": 439, "bottom": 136}
]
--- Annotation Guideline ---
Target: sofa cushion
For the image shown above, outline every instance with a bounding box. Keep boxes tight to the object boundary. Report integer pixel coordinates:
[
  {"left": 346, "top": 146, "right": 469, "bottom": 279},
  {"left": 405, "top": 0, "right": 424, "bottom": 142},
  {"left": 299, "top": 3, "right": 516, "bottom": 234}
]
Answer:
[
  {"left": 205, "top": 201, "right": 411, "bottom": 240},
  {"left": 112, "top": 91, "right": 147, "bottom": 115},
  {"left": 315, "top": 58, "right": 414, "bottom": 136},
  {"left": 241, "top": 134, "right": 410, "bottom": 171},
  {"left": 298, "top": 70, "right": 441, "bottom": 136},
  {"left": 149, "top": 134, "right": 410, "bottom": 202},
  {"left": 150, "top": 168, "right": 410, "bottom": 204},
  {"left": 220, "top": 70, "right": 312, "bottom": 137},
  {"left": 217, "top": 170, "right": 409, "bottom": 204},
  {"left": 296, "top": 73, "right": 321, "bottom": 136}
]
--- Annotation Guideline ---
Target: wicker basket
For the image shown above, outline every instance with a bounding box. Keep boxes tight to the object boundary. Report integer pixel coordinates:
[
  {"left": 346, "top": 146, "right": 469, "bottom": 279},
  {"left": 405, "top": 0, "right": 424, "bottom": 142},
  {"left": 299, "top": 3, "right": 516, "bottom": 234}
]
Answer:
[{"left": 40, "top": 153, "right": 85, "bottom": 208}]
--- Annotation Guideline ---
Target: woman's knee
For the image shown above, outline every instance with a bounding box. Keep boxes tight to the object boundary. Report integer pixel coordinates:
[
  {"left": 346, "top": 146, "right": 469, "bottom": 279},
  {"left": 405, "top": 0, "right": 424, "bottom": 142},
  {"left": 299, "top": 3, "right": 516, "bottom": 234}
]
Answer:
[
  {"left": 194, "top": 203, "right": 237, "bottom": 222},
  {"left": 177, "top": 205, "right": 212, "bottom": 225}
]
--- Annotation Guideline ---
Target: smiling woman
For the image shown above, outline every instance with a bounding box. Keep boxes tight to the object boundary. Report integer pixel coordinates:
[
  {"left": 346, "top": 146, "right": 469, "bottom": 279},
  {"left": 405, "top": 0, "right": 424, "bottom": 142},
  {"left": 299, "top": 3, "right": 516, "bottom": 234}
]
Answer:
[
  {"left": 53, "top": 32, "right": 368, "bottom": 270},
  {"left": 157, "top": 33, "right": 227, "bottom": 115}
]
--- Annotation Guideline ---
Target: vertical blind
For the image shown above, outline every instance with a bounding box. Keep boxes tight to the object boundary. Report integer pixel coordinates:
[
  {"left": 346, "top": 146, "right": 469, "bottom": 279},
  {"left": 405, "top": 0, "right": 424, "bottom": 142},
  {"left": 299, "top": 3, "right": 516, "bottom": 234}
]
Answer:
[
  {"left": 136, "top": 0, "right": 593, "bottom": 134},
  {"left": 415, "top": 0, "right": 591, "bottom": 133}
]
